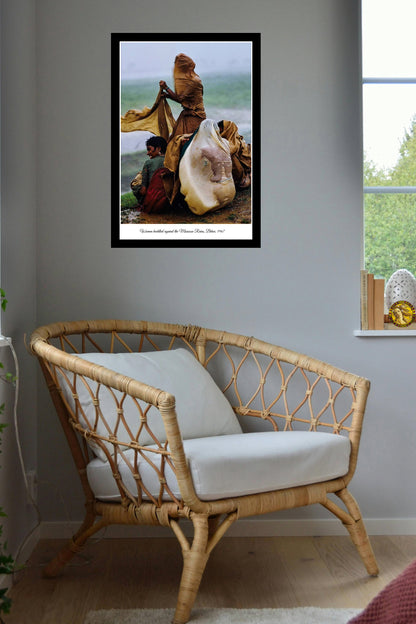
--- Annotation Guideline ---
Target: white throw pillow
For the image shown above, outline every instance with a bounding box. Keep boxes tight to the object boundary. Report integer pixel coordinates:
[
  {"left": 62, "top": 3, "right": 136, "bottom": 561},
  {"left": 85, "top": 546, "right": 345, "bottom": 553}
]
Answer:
[{"left": 58, "top": 349, "right": 242, "bottom": 461}]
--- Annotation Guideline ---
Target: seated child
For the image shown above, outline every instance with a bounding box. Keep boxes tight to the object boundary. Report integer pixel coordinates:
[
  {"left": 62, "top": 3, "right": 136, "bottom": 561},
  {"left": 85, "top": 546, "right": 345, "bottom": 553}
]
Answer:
[{"left": 130, "top": 136, "right": 168, "bottom": 212}]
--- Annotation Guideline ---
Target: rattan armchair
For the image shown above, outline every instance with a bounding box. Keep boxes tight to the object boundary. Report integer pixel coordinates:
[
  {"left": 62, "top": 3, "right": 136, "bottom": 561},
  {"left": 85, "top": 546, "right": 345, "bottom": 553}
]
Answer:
[{"left": 30, "top": 320, "right": 378, "bottom": 624}]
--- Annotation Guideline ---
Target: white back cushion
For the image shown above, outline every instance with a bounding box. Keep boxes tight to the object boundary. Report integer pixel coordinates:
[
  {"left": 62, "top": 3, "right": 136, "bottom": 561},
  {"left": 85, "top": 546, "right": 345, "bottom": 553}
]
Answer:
[{"left": 58, "top": 349, "right": 242, "bottom": 461}]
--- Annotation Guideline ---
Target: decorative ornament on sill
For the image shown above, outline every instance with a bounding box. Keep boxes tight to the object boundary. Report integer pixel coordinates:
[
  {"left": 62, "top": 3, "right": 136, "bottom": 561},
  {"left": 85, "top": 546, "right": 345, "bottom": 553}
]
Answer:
[{"left": 385, "top": 269, "right": 416, "bottom": 327}]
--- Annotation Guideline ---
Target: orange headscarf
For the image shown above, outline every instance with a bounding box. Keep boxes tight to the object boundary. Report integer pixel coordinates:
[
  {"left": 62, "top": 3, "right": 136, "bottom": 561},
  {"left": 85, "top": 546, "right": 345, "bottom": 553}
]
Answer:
[
  {"left": 173, "top": 54, "right": 197, "bottom": 80},
  {"left": 173, "top": 54, "right": 203, "bottom": 101}
]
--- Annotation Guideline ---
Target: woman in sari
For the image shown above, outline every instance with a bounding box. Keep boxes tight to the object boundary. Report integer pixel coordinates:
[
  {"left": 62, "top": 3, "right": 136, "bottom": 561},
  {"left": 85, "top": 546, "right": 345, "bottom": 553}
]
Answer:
[
  {"left": 159, "top": 53, "right": 206, "bottom": 139},
  {"left": 159, "top": 53, "right": 207, "bottom": 201}
]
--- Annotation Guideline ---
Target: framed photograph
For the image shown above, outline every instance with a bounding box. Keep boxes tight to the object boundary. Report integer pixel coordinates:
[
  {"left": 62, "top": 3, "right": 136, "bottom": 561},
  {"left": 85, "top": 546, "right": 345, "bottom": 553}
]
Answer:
[{"left": 111, "top": 33, "right": 260, "bottom": 248}]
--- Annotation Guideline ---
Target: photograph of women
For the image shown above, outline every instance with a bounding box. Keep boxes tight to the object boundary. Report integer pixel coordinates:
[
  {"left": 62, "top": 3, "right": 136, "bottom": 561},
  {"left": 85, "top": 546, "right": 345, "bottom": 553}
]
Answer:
[{"left": 112, "top": 34, "right": 260, "bottom": 247}]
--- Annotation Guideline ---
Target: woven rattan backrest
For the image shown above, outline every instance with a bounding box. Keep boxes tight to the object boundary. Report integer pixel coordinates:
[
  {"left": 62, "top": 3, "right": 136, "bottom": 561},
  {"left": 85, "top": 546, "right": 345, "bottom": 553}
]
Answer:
[
  {"left": 32, "top": 320, "right": 369, "bottom": 435},
  {"left": 203, "top": 337, "right": 363, "bottom": 436}
]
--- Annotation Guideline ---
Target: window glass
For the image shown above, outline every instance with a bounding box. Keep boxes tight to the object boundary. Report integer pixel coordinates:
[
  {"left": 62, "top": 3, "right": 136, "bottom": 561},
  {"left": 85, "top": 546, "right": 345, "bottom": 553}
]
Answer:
[
  {"left": 363, "top": 84, "right": 416, "bottom": 180},
  {"left": 364, "top": 194, "right": 416, "bottom": 281},
  {"left": 362, "top": 0, "right": 416, "bottom": 78}
]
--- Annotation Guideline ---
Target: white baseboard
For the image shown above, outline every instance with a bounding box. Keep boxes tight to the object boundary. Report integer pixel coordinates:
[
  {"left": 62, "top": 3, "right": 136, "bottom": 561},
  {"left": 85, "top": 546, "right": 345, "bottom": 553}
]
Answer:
[{"left": 40, "top": 517, "right": 416, "bottom": 540}]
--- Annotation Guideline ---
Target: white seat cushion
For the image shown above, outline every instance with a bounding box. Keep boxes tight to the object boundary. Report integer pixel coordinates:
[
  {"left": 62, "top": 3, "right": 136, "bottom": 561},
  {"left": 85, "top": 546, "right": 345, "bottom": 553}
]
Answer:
[
  {"left": 87, "top": 431, "right": 351, "bottom": 502},
  {"left": 58, "top": 349, "right": 242, "bottom": 461}
]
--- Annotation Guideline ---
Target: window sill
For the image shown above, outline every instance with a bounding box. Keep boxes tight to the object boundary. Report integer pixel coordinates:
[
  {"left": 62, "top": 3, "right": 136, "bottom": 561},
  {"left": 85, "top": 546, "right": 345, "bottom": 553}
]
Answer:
[{"left": 354, "top": 328, "right": 416, "bottom": 337}]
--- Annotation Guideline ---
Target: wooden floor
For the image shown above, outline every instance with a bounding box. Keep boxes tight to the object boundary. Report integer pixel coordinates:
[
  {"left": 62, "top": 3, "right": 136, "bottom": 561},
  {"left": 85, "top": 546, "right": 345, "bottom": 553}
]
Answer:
[{"left": 5, "top": 535, "right": 416, "bottom": 623}]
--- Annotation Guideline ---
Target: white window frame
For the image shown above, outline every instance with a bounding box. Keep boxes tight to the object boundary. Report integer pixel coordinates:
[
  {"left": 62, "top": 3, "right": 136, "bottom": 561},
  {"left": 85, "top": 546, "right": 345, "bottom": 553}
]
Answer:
[{"left": 358, "top": 17, "right": 416, "bottom": 336}]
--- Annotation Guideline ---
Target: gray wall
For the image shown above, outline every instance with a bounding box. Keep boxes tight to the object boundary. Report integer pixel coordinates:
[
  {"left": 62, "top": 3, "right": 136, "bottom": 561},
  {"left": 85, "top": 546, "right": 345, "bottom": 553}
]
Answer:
[
  {"left": 1, "top": 0, "right": 38, "bottom": 557},
  {"left": 2, "top": 0, "right": 415, "bottom": 549}
]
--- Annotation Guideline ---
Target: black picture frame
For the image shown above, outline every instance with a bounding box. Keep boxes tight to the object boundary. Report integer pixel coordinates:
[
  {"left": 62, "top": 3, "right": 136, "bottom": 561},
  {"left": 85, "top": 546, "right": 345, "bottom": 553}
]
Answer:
[{"left": 111, "top": 33, "right": 260, "bottom": 248}]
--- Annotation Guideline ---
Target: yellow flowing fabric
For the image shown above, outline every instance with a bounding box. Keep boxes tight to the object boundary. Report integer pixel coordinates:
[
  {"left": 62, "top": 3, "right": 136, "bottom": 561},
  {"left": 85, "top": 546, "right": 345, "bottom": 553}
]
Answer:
[
  {"left": 120, "top": 87, "right": 176, "bottom": 142},
  {"left": 220, "top": 120, "right": 251, "bottom": 188}
]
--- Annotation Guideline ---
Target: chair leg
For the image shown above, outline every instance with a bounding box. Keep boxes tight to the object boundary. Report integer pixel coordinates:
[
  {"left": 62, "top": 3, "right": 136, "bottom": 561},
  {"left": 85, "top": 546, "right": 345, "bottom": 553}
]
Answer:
[
  {"left": 43, "top": 506, "right": 107, "bottom": 578},
  {"left": 322, "top": 488, "right": 379, "bottom": 577},
  {"left": 170, "top": 512, "right": 238, "bottom": 624},
  {"left": 171, "top": 514, "right": 210, "bottom": 624},
  {"left": 337, "top": 488, "right": 379, "bottom": 576}
]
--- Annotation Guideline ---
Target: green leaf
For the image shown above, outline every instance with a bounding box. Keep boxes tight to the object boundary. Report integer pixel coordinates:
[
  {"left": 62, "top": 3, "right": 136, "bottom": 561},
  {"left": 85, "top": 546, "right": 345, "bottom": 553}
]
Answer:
[{"left": 0, "top": 587, "right": 12, "bottom": 614}]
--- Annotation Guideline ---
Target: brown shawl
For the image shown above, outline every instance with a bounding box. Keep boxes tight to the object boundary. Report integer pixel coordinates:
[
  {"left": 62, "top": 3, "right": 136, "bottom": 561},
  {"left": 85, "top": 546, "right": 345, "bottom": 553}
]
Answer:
[{"left": 170, "top": 54, "right": 206, "bottom": 138}]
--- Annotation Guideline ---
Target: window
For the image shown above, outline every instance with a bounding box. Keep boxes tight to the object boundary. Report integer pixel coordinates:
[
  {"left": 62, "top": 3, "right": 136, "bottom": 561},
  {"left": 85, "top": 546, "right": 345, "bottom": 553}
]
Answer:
[{"left": 362, "top": 0, "right": 416, "bottom": 330}]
